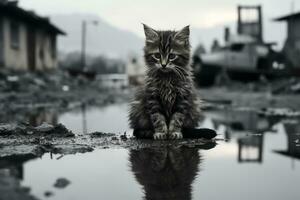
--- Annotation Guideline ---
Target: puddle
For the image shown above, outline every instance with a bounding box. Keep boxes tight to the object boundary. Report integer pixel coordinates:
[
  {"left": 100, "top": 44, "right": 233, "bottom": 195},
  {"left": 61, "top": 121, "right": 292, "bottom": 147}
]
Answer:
[
  {"left": 22, "top": 149, "right": 143, "bottom": 200},
  {"left": 1, "top": 103, "right": 300, "bottom": 200},
  {"left": 58, "top": 103, "right": 129, "bottom": 134}
]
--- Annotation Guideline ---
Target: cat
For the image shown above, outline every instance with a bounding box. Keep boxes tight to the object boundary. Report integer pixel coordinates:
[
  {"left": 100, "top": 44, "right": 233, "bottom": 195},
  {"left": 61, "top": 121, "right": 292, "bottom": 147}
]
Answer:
[
  {"left": 129, "top": 147, "right": 201, "bottom": 200},
  {"left": 128, "top": 24, "right": 201, "bottom": 140}
]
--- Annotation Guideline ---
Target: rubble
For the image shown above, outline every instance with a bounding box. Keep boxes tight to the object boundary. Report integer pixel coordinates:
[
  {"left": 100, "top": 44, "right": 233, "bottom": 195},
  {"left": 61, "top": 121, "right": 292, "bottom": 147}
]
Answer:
[
  {"left": 0, "top": 123, "right": 74, "bottom": 137},
  {"left": 0, "top": 69, "right": 130, "bottom": 116},
  {"left": 258, "top": 108, "right": 300, "bottom": 118},
  {"left": 90, "top": 131, "right": 115, "bottom": 138}
]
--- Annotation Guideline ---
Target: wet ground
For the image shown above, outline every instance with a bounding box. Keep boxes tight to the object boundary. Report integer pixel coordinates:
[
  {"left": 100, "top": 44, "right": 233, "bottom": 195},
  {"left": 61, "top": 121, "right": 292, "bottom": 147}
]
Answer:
[{"left": 1, "top": 99, "right": 300, "bottom": 200}]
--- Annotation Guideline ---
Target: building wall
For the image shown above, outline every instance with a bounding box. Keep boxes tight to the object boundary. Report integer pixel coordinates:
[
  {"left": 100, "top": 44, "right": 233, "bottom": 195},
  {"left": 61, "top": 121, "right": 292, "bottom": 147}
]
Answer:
[
  {"left": 2, "top": 17, "right": 58, "bottom": 71},
  {"left": 0, "top": 17, "right": 4, "bottom": 67},
  {"left": 2, "top": 17, "right": 28, "bottom": 70},
  {"left": 287, "top": 19, "right": 300, "bottom": 40},
  {"left": 35, "top": 30, "right": 57, "bottom": 70},
  {"left": 285, "top": 19, "right": 300, "bottom": 68}
]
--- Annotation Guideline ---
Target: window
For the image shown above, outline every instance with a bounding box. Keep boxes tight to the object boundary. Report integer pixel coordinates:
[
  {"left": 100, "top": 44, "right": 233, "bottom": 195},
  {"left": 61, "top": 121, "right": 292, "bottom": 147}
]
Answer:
[
  {"left": 50, "top": 36, "right": 56, "bottom": 59},
  {"left": 10, "top": 21, "right": 20, "bottom": 49}
]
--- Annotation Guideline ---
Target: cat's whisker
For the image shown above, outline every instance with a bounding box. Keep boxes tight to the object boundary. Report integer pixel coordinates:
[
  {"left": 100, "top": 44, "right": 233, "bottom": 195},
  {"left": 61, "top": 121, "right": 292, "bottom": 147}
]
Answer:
[
  {"left": 174, "top": 67, "right": 186, "bottom": 81},
  {"left": 172, "top": 67, "right": 182, "bottom": 79}
]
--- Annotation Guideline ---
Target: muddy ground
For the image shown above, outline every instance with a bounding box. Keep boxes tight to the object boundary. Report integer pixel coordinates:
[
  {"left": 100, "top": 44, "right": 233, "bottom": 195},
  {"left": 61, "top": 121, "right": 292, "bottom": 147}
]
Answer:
[
  {"left": 0, "top": 70, "right": 217, "bottom": 162},
  {"left": 0, "top": 70, "right": 299, "bottom": 157},
  {"left": 1, "top": 70, "right": 300, "bottom": 200}
]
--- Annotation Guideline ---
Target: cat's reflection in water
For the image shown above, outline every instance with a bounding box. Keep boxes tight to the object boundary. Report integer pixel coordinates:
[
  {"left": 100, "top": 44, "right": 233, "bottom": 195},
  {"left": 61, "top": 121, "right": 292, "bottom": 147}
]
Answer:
[{"left": 129, "top": 147, "right": 201, "bottom": 200}]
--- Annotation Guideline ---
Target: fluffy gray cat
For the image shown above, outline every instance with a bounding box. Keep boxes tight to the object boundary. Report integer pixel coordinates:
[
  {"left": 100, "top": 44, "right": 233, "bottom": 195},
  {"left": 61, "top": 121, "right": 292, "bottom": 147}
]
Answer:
[{"left": 129, "top": 24, "right": 201, "bottom": 140}]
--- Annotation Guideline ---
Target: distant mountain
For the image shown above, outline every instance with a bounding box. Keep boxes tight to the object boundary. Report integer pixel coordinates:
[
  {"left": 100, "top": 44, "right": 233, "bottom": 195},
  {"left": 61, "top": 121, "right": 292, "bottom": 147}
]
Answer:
[
  {"left": 51, "top": 14, "right": 286, "bottom": 59},
  {"left": 50, "top": 14, "right": 144, "bottom": 59}
]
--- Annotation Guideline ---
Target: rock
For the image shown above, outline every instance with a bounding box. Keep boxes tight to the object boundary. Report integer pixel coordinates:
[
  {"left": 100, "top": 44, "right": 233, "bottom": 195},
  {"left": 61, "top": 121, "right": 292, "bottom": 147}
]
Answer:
[
  {"left": 34, "top": 122, "right": 54, "bottom": 133},
  {"left": 120, "top": 134, "right": 128, "bottom": 141},
  {"left": 0, "top": 123, "right": 27, "bottom": 135},
  {"left": 53, "top": 178, "right": 71, "bottom": 189},
  {"left": 44, "top": 191, "right": 54, "bottom": 197},
  {"left": 0, "top": 123, "right": 74, "bottom": 137},
  {"left": 111, "top": 136, "right": 118, "bottom": 140},
  {"left": 52, "top": 124, "right": 74, "bottom": 137},
  {"left": 0, "top": 124, "right": 16, "bottom": 135}
]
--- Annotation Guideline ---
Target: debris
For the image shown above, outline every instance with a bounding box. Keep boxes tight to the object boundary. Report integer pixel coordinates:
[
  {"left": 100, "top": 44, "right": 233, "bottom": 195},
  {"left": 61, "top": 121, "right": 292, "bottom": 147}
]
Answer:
[
  {"left": 62, "top": 85, "right": 70, "bottom": 92},
  {"left": 272, "top": 78, "right": 300, "bottom": 94},
  {"left": 290, "top": 82, "right": 300, "bottom": 93},
  {"left": 7, "top": 75, "right": 19, "bottom": 82},
  {"left": 0, "top": 123, "right": 74, "bottom": 137},
  {"left": 90, "top": 131, "right": 115, "bottom": 138},
  {"left": 120, "top": 133, "right": 128, "bottom": 141},
  {"left": 258, "top": 108, "right": 300, "bottom": 118}
]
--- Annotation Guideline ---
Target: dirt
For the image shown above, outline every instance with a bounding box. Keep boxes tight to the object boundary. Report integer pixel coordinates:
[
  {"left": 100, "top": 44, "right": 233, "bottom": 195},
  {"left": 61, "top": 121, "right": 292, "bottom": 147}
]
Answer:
[{"left": 0, "top": 122, "right": 216, "bottom": 158}]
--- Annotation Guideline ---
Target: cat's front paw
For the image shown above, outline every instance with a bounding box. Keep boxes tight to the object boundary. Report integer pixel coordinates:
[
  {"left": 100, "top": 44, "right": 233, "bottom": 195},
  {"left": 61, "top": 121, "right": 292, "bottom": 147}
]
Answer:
[
  {"left": 153, "top": 132, "right": 167, "bottom": 140},
  {"left": 169, "top": 131, "right": 183, "bottom": 140}
]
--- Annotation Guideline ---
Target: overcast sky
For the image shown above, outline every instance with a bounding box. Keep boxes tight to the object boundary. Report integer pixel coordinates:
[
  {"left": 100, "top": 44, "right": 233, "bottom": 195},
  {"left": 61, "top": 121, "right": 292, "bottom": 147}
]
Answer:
[{"left": 19, "top": 0, "right": 298, "bottom": 37}]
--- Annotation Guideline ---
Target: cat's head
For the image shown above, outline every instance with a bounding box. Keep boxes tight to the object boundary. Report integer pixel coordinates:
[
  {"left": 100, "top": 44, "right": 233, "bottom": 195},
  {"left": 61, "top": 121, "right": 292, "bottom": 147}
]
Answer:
[{"left": 143, "top": 24, "right": 190, "bottom": 74}]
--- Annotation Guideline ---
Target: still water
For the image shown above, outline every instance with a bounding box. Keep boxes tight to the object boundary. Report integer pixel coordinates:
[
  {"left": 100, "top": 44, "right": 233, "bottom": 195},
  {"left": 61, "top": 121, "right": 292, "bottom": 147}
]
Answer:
[{"left": 3, "top": 103, "right": 300, "bottom": 200}]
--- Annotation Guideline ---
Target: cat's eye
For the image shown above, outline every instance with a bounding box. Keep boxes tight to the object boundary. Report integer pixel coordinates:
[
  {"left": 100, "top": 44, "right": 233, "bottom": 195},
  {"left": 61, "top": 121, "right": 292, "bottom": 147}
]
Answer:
[
  {"left": 152, "top": 53, "right": 161, "bottom": 60},
  {"left": 169, "top": 53, "right": 177, "bottom": 60}
]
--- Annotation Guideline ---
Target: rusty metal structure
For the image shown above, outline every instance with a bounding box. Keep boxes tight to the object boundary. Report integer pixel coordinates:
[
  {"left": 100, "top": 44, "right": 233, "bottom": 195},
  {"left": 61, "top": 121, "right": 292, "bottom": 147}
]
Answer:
[{"left": 237, "top": 5, "right": 263, "bottom": 43}]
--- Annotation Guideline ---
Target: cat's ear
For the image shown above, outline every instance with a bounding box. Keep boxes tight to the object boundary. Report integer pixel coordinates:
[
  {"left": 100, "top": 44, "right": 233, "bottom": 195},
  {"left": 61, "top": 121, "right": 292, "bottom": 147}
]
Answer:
[
  {"left": 174, "top": 25, "right": 190, "bottom": 45},
  {"left": 143, "top": 24, "right": 159, "bottom": 43}
]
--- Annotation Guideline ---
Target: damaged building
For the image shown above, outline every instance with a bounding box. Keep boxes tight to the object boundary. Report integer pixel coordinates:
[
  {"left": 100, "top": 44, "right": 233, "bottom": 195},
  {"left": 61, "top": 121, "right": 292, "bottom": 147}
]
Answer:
[
  {"left": 0, "top": 0, "right": 65, "bottom": 71},
  {"left": 274, "top": 12, "right": 300, "bottom": 74}
]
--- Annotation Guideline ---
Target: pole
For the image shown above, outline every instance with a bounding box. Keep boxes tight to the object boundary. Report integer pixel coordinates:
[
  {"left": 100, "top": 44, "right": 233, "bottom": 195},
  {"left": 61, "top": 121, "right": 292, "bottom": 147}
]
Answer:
[
  {"left": 81, "top": 20, "right": 86, "bottom": 70},
  {"left": 258, "top": 5, "right": 263, "bottom": 43},
  {"left": 81, "top": 103, "right": 87, "bottom": 134}
]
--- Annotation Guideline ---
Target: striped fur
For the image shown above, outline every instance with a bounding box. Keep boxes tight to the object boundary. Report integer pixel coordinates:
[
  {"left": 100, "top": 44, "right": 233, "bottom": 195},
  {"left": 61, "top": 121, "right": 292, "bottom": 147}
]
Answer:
[{"left": 129, "top": 24, "right": 201, "bottom": 140}]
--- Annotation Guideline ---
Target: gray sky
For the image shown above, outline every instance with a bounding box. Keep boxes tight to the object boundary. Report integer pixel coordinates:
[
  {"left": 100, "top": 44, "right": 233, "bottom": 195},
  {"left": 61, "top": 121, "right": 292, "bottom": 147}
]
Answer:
[{"left": 19, "top": 0, "right": 298, "bottom": 37}]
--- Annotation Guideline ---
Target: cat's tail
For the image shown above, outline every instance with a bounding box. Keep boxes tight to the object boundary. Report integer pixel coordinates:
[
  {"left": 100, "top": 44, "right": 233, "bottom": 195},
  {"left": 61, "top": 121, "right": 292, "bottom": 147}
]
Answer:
[
  {"left": 133, "top": 128, "right": 216, "bottom": 139},
  {"left": 182, "top": 128, "right": 216, "bottom": 139}
]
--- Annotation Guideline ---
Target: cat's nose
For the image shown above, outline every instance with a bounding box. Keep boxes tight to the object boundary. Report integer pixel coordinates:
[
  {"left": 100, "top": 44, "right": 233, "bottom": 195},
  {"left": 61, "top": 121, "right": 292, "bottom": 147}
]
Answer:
[{"left": 161, "top": 58, "right": 167, "bottom": 68}]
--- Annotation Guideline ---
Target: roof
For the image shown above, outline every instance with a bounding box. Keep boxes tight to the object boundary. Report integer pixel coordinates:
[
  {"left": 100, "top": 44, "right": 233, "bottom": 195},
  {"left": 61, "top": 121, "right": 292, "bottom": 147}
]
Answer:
[
  {"left": 273, "top": 150, "right": 300, "bottom": 159},
  {"left": 0, "top": 1, "right": 65, "bottom": 35},
  {"left": 274, "top": 11, "right": 300, "bottom": 21}
]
